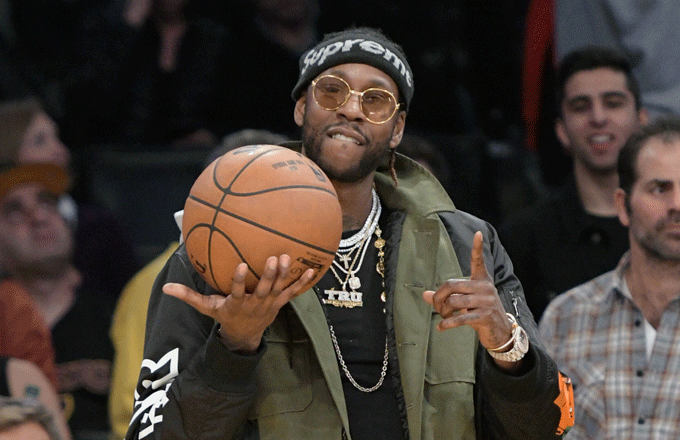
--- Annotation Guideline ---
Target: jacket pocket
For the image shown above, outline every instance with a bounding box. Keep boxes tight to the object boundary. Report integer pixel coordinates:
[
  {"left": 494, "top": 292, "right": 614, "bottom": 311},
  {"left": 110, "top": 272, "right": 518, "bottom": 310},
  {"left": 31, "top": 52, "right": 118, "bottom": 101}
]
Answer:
[
  {"left": 422, "top": 374, "right": 476, "bottom": 440},
  {"left": 425, "top": 312, "right": 477, "bottom": 384},
  {"left": 420, "top": 313, "right": 478, "bottom": 440},
  {"left": 252, "top": 317, "right": 313, "bottom": 418}
]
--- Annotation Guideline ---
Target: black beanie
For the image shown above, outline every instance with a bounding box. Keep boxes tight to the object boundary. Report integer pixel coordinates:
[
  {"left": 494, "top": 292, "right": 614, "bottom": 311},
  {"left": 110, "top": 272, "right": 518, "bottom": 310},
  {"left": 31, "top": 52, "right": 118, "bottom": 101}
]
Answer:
[{"left": 291, "top": 28, "right": 414, "bottom": 111}]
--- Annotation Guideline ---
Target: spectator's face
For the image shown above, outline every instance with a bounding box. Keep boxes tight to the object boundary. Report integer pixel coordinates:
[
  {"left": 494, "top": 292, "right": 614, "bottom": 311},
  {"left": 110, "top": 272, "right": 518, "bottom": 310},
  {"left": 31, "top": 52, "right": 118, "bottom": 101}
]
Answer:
[
  {"left": 294, "top": 63, "right": 405, "bottom": 183},
  {"left": 0, "top": 184, "right": 72, "bottom": 277},
  {"left": 556, "top": 67, "right": 647, "bottom": 175},
  {"left": 19, "top": 113, "right": 70, "bottom": 169},
  {"left": 0, "top": 422, "right": 50, "bottom": 440},
  {"left": 616, "top": 137, "right": 680, "bottom": 261}
]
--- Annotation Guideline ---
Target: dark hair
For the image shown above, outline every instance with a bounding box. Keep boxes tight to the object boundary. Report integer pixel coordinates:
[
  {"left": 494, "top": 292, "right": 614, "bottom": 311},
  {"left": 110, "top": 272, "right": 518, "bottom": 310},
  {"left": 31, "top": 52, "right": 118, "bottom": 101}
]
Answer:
[
  {"left": 555, "top": 46, "right": 641, "bottom": 116},
  {"left": 617, "top": 116, "right": 680, "bottom": 201},
  {"left": 0, "top": 97, "right": 45, "bottom": 162}
]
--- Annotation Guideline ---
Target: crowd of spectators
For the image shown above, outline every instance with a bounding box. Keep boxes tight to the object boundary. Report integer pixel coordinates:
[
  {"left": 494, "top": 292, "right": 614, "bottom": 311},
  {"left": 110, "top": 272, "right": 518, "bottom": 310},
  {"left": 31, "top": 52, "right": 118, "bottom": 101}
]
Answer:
[{"left": 1, "top": 0, "right": 537, "bottom": 226}]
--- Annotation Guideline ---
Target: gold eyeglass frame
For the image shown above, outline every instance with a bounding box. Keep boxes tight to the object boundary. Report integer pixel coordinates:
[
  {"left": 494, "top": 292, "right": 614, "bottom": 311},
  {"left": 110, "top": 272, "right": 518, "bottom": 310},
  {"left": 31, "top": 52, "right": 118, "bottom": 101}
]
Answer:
[{"left": 310, "top": 74, "right": 402, "bottom": 124}]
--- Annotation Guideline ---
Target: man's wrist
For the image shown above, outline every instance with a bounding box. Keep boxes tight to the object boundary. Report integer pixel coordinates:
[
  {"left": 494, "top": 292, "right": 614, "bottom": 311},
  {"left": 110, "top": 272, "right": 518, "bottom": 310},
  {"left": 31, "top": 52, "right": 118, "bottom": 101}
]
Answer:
[
  {"left": 217, "top": 324, "right": 260, "bottom": 355},
  {"left": 487, "top": 313, "right": 530, "bottom": 362}
]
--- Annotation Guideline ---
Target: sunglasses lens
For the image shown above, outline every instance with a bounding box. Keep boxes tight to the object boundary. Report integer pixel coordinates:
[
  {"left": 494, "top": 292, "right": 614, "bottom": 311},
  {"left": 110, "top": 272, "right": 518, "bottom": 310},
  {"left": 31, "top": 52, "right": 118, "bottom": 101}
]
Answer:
[
  {"left": 312, "top": 76, "right": 398, "bottom": 123},
  {"left": 361, "top": 90, "right": 396, "bottom": 123},
  {"left": 313, "top": 76, "right": 350, "bottom": 110}
]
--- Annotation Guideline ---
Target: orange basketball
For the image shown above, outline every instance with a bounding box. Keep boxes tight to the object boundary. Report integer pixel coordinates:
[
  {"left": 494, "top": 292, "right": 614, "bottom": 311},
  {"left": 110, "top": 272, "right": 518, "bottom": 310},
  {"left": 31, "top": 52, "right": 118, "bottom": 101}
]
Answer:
[{"left": 182, "top": 144, "right": 342, "bottom": 295}]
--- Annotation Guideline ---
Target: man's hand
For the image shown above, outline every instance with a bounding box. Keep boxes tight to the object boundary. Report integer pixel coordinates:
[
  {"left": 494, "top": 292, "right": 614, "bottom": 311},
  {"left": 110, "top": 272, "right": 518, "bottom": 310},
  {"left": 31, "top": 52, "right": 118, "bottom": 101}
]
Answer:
[
  {"left": 163, "top": 255, "right": 315, "bottom": 353},
  {"left": 423, "top": 232, "right": 520, "bottom": 370}
]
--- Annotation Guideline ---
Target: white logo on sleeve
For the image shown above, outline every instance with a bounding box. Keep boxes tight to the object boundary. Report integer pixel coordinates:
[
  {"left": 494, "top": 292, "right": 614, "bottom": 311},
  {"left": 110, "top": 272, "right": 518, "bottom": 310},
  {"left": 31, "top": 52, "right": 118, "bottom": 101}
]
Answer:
[{"left": 131, "top": 348, "right": 180, "bottom": 438}]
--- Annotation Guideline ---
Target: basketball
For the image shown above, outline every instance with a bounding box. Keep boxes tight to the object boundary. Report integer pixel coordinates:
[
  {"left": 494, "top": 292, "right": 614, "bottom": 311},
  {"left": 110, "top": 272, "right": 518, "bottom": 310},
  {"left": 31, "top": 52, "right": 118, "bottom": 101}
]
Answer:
[{"left": 182, "top": 144, "right": 342, "bottom": 295}]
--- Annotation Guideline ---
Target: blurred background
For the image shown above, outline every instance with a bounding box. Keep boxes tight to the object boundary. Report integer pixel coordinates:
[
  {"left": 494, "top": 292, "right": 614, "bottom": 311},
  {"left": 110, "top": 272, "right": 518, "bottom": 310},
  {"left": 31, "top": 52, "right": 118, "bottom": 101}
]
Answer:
[{"left": 0, "top": 0, "right": 570, "bottom": 265}]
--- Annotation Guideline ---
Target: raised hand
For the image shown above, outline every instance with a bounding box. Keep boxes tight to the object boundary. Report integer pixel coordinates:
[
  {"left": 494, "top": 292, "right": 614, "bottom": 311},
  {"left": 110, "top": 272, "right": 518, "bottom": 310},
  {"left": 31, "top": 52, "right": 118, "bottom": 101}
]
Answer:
[
  {"left": 163, "top": 255, "right": 315, "bottom": 353},
  {"left": 423, "top": 231, "right": 514, "bottom": 352}
]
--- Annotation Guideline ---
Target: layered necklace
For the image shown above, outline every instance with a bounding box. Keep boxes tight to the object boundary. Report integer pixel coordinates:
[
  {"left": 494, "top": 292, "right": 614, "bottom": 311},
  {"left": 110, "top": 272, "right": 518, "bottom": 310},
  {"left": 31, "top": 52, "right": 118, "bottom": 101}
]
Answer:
[
  {"left": 321, "top": 188, "right": 383, "bottom": 309},
  {"left": 321, "top": 188, "right": 389, "bottom": 393}
]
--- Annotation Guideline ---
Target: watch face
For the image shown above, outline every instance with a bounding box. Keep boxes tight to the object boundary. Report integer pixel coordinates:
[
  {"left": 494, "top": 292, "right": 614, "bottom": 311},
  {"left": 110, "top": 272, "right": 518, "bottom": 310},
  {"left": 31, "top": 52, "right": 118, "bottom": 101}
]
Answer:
[{"left": 516, "top": 327, "right": 529, "bottom": 354}]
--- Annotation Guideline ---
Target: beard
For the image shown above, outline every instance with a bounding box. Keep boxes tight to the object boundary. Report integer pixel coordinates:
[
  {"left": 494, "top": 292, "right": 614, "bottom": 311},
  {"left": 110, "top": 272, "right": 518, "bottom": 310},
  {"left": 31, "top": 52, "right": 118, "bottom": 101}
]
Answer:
[
  {"left": 632, "top": 211, "right": 680, "bottom": 262},
  {"left": 301, "top": 116, "right": 392, "bottom": 183},
  {"left": 571, "top": 146, "right": 619, "bottom": 177}
]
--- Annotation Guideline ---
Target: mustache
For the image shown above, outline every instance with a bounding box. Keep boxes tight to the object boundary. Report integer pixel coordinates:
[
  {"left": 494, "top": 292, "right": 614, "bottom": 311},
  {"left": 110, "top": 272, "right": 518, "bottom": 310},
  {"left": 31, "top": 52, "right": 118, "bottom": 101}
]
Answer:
[{"left": 325, "top": 122, "right": 368, "bottom": 143}]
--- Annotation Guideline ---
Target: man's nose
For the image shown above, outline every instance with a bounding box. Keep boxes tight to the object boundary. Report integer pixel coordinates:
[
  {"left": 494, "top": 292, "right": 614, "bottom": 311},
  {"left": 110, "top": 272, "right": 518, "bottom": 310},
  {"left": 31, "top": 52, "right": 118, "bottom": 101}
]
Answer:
[
  {"left": 589, "top": 102, "right": 608, "bottom": 125},
  {"left": 26, "top": 204, "right": 53, "bottom": 224},
  {"left": 337, "top": 91, "right": 365, "bottom": 121},
  {"left": 671, "top": 187, "right": 680, "bottom": 212}
]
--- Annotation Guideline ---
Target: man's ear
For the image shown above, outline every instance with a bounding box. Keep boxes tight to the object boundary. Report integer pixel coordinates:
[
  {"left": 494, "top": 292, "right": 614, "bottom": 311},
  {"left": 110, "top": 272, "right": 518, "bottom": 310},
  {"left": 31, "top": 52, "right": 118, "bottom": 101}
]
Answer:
[
  {"left": 389, "top": 111, "right": 406, "bottom": 150},
  {"left": 614, "top": 187, "right": 630, "bottom": 227},
  {"left": 555, "top": 118, "right": 571, "bottom": 150},
  {"left": 294, "top": 94, "right": 306, "bottom": 127},
  {"left": 638, "top": 107, "right": 649, "bottom": 126}
]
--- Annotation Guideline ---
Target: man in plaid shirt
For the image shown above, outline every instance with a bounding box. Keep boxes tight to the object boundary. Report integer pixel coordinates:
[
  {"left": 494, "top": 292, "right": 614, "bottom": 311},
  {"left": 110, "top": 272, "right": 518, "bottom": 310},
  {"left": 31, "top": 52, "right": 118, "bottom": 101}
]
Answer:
[{"left": 539, "top": 116, "right": 680, "bottom": 439}]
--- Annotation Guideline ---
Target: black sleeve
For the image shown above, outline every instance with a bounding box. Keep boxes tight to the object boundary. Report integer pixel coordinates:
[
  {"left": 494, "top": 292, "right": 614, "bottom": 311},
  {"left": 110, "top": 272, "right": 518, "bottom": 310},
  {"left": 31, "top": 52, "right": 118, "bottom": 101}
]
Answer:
[
  {"left": 497, "top": 209, "right": 543, "bottom": 320},
  {"left": 440, "top": 211, "right": 567, "bottom": 439},
  {"left": 124, "top": 245, "right": 264, "bottom": 440}
]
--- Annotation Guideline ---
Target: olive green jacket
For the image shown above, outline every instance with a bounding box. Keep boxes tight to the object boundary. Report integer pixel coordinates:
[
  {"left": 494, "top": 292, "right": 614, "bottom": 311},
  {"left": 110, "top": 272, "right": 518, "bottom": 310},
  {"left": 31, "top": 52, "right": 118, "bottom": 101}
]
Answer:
[{"left": 126, "top": 147, "right": 565, "bottom": 440}]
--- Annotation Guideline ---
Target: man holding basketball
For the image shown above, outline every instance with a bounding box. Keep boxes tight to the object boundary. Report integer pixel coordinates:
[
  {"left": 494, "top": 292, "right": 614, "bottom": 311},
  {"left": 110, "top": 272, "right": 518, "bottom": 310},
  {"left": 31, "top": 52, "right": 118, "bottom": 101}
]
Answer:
[{"left": 126, "top": 27, "right": 574, "bottom": 440}]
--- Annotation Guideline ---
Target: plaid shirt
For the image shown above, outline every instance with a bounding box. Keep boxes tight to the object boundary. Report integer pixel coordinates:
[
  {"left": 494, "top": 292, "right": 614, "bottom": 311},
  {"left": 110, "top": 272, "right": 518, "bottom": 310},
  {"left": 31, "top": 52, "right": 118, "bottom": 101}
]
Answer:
[{"left": 539, "top": 252, "right": 680, "bottom": 440}]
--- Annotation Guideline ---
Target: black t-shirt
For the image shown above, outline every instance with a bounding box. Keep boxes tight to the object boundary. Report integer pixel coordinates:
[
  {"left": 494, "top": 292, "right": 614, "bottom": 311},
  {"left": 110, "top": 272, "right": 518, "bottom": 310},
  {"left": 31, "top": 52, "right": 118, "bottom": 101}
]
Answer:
[
  {"left": 315, "top": 227, "right": 406, "bottom": 440},
  {"left": 51, "top": 282, "right": 115, "bottom": 438},
  {"left": 498, "top": 178, "right": 629, "bottom": 321}
]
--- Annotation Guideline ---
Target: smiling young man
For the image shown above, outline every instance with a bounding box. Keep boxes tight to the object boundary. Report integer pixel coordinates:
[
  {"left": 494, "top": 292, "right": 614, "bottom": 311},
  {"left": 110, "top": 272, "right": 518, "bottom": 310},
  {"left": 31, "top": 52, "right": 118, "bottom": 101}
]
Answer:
[
  {"left": 539, "top": 116, "right": 680, "bottom": 439},
  {"left": 499, "top": 46, "right": 649, "bottom": 321},
  {"left": 125, "top": 27, "right": 573, "bottom": 440}
]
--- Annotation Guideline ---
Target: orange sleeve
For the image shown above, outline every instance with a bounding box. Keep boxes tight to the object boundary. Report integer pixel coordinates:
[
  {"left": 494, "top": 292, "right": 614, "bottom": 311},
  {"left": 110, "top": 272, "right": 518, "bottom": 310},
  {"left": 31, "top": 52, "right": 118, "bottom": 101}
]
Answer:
[
  {"left": 553, "top": 372, "right": 575, "bottom": 435},
  {"left": 0, "top": 280, "right": 58, "bottom": 390}
]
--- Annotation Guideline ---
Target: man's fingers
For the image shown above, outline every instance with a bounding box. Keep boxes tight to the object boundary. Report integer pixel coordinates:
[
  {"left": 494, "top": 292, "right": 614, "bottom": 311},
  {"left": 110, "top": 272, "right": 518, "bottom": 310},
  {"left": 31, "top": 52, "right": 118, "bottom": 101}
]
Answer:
[
  {"left": 270, "top": 255, "right": 294, "bottom": 295},
  {"left": 163, "top": 282, "right": 216, "bottom": 317},
  {"left": 230, "top": 263, "right": 249, "bottom": 298},
  {"left": 469, "top": 231, "right": 490, "bottom": 280},
  {"left": 281, "top": 268, "right": 316, "bottom": 301},
  {"left": 252, "top": 256, "right": 281, "bottom": 298},
  {"left": 423, "top": 290, "right": 435, "bottom": 305},
  {"left": 425, "top": 289, "right": 471, "bottom": 318}
]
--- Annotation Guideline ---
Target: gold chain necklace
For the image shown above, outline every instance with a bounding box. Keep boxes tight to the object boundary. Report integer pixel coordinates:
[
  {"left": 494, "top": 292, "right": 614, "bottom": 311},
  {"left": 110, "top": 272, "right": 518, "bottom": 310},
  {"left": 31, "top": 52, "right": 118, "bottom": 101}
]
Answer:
[
  {"left": 327, "top": 224, "right": 388, "bottom": 392},
  {"left": 322, "top": 195, "right": 381, "bottom": 308},
  {"left": 328, "top": 232, "right": 369, "bottom": 293}
]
